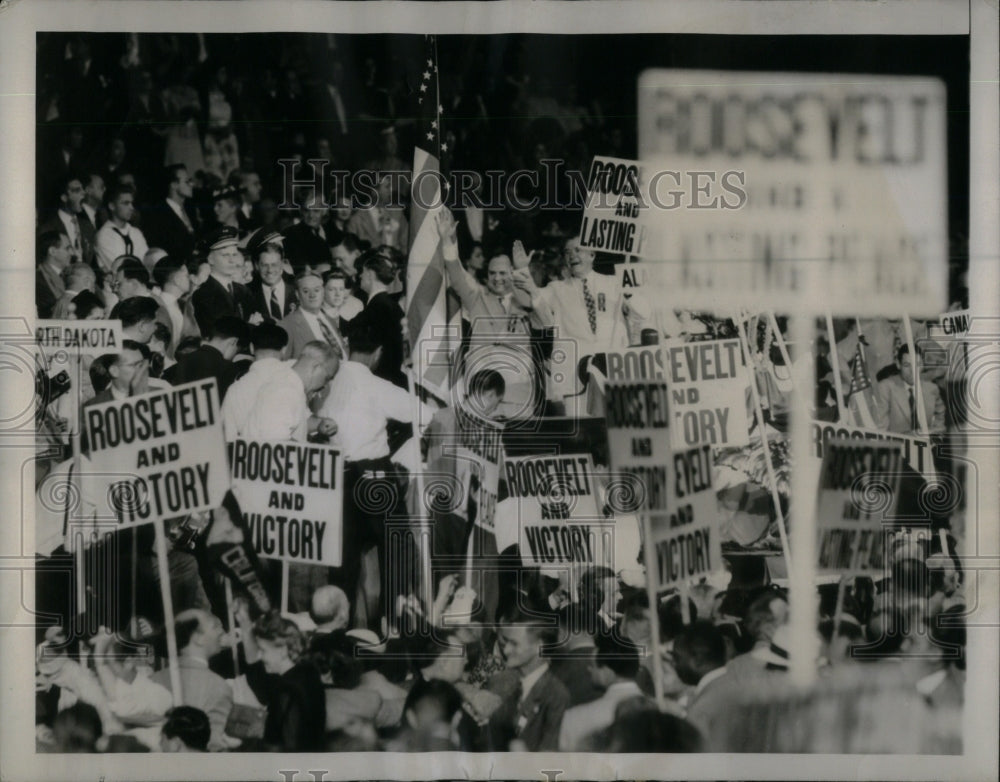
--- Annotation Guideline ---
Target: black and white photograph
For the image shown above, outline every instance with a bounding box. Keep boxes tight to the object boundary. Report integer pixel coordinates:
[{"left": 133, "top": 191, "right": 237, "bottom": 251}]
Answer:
[{"left": 0, "top": 1, "right": 997, "bottom": 780}]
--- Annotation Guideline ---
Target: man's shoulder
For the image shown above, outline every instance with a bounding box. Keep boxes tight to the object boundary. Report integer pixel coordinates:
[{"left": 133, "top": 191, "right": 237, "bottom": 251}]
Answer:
[{"left": 537, "top": 669, "right": 570, "bottom": 704}]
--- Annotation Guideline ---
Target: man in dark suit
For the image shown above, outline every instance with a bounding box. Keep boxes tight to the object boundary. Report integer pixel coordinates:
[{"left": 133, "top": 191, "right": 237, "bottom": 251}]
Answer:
[
  {"left": 347, "top": 248, "right": 405, "bottom": 388},
  {"left": 141, "top": 164, "right": 199, "bottom": 262},
  {"left": 163, "top": 316, "right": 247, "bottom": 401},
  {"left": 190, "top": 227, "right": 256, "bottom": 335},
  {"left": 281, "top": 198, "right": 333, "bottom": 273},
  {"left": 38, "top": 175, "right": 97, "bottom": 267},
  {"left": 233, "top": 170, "right": 264, "bottom": 235},
  {"left": 36, "top": 231, "right": 72, "bottom": 319},
  {"left": 245, "top": 230, "right": 297, "bottom": 322},
  {"left": 485, "top": 608, "right": 570, "bottom": 752}
]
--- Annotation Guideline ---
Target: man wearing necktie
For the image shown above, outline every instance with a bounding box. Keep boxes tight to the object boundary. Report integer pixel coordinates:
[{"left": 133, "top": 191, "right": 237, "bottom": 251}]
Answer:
[
  {"left": 94, "top": 184, "right": 149, "bottom": 275},
  {"left": 875, "top": 344, "right": 947, "bottom": 434},
  {"left": 39, "top": 175, "right": 97, "bottom": 267},
  {"left": 280, "top": 269, "right": 346, "bottom": 359},
  {"left": 246, "top": 230, "right": 297, "bottom": 322},
  {"left": 190, "top": 226, "right": 254, "bottom": 335}
]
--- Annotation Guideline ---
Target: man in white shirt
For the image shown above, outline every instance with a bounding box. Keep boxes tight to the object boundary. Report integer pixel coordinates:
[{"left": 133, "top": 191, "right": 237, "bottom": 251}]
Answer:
[
  {"left": 95, "top": 184, "right": 149, "bottom": 275},
  {"left": 242, "top": 340, "right": 339, "bottom": 443},
  {"left": 152, "top": 255, "right": 199, "bottom": 357},
  {"left": 222, "top": 321, "right": 290, "bottom": 440},
  {"left": 558, "top": 632, "right": 647, "bottom": 750}
]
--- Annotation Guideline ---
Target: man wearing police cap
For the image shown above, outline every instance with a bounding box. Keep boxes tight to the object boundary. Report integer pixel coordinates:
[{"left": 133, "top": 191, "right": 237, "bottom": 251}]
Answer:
[
  {"left": 246, "top": 229, "right": 297, "bottom": 321},
  {"left": 191, "top": 226, "right": 255, "bottom": 334}
]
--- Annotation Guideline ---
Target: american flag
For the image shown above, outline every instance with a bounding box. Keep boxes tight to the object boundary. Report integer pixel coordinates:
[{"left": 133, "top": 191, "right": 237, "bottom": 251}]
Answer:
[
  {"left": 846, "top": 338, "right": 879, "bottom": 428},
  {"left": 405, "top": 35, "right": 461, "bottom": 400}
]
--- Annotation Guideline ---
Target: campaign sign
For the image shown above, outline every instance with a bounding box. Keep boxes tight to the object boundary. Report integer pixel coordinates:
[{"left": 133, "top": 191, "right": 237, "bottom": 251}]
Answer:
[
  {"left": 83, "top": 379, "right": 229, "bottom": 525},
  {"left": 506, "top": 453, "right": 604, "bottom": 567},
  {"left": 578, "top": 155, "right": 645, "bottom": 256},
  {"left": 604, "top": 345, "right": 671, "bottom": 513},
  {"left": 648, "top": 444, "right": 719, "bottom": 591},
  {"left": 662, "top": 338, "right": 750, "bottom": 449},
  {"left": 228, "top": 438, "right": 343, "bottom": 567},
  {"left": 816, "top": 438, "right": 903, "bottom": 574},
  {"left": 638, "top": 71, "right": 947, "bottom": 314},
  {"left": 456, "top": 405, "right": 503, "bottom": 531},
  {"left": 811, "top": 420, "right": 936, "bottom": 482},
  {"left": 36, "top": 319, "right": 123, "bottom": 356}
]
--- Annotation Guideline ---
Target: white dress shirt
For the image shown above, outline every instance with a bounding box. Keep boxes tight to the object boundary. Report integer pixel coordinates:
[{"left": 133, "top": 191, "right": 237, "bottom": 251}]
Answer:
[
  {"left": 300, "top": 308, "right": 347, "bottom": 355},
  {"left": 221, "top": 357, "right": 291, "bottom": 441},
  {"left": 242, "top": 362, "right": 310, "bottom": 442},
  {"left": 95, "top": 221, "right": 149, "bottom": 272},
  {"left": 262, "top": 279, "right": 287, "bottom": 317},
  {"left": 57, "top": 209, "right": 82, "bottom": 254},
  {"left": 318, "top": 359, "right": 428, "bottom": 461}
]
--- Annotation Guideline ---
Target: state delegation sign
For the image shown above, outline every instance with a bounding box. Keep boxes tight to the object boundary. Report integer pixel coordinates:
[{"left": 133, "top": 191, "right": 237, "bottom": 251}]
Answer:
[
  {"left": 36, "top": 319, "right": 123, "bottom": 356},
  {"left": 506, "top": 453, "right": 605, "bottom": 567},
  {"left": 816, "top": 438, "right": 903, "bottom": 574},
  {"left": 229, "top": 438, "right": 343, "bottom": 567},
  {"left": 637, "top": 70, "right": 947, "bottom": 314},
  {"left": 83, "top": 379, "right": 229, "bottom": 525}
]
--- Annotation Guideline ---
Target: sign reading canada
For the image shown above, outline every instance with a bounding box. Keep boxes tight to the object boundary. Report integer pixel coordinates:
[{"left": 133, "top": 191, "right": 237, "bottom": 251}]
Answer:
[
  {"left": 83, "top": 379, "right": 229, "bottom": 524},
  {"left": 637, "top": 71, "right": 947, "bottom": 314},
  {"left": 229, "top": 438, "right": 344, "bottom": 567}
]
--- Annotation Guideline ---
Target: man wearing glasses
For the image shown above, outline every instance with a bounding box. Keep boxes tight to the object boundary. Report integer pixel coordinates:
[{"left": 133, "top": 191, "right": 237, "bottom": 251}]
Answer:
[{"left": 84, "top": 340, "right": 152, "bottom": 407}]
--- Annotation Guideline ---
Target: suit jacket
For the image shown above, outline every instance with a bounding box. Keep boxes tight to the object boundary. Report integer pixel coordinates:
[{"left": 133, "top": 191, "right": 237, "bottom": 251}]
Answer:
[
  {"left": 279, "top": 308, "right": 344, "bottom": 359},
  {"left": 39, "top": 212, "right": 97, "bottom": 267},
  {"left": 281, "top": 222, "right": 332, "bottom": 271},
  {"left": 247, "top": 276, "right": 298, "bottom": 322},
  {"left": 346, "top": 291, "right": 405, "bottom": 388},
  {"left": 486, "top": 667, "right": 569, "bottom": 752},
  {"left": 191, "top": 275, "right": 254, "bottom": 335},
  {"left": 875, "top": 374, "right": 946, "bottom": 434},
  {"left": 36, "top": 264, "right": 65, "bottom": 319},
  {"left": 152, "top": 292, "right": 201, "bottom": 357},
  {"left": 163, "top": 344, "right": 239, "bottom": 400},
  {"left": 141, "top": 199, "right": 198, "bottom": 261},
  {"left": 444, "top": 258, "right": 548, "bottom": 337}
]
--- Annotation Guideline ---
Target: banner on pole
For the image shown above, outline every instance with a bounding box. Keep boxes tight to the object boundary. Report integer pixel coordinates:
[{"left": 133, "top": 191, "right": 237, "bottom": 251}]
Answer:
[
  {"left": 816, "top": 437, "right": 903, "bottom": 574},
  {"left": 228, "top": 439, "right": 344, "bottom": 567},
  {"left": 36, "top": 319, "right": 124, "bottom": 356},
  {"left": 811, "top": 419, "right": 936, "bottom": 481},
  {"left": 637, "top": 71, "right": 948, "bottom": 314},
  {"left": 578, "top": 155, "right": 645, "bottom": 256},
  {"left": 83, "top": 379, "right": 229, "bottom": 525},
  {"left": 505, "top": 453, "right": 605, "bottom": 567},
  {"left": 663, "top": 338, "right": 751, "bottom": 449},
  {"left": 605, "top": 346, "right": 670, "bottom": 514},
  {"left": 456, "top": 405, "right": 503, "bottom": 532}
]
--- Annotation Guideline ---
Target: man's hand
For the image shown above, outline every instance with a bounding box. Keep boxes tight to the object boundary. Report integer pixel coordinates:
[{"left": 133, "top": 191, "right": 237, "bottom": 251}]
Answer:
[
  {"left": 233, "top": 597, "right": 252, "bottom": 629},
  {"left": 511, "top": 239, "right": 531, "bottom": 270},
  {"left": 247, "top": 312, "right": 264, "bottom": 326},
  {"left": 435, "top": 209, "right": 459, "bottom": 260},
  {"left": 316, "top": 417, "right": 338, "bottom": 437}
]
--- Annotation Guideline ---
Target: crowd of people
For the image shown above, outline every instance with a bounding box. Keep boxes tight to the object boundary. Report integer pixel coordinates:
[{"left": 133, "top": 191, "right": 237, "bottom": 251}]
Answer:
[{"left": 33, "top": 31, "right": 968, "bottom": 755}]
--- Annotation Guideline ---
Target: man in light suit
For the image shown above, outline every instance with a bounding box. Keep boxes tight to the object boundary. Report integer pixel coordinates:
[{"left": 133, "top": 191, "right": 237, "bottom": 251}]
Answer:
[
  {"left": 152, "top": 256, "right": 200, "bottom": 358},
  {"left": 875, "top": 344, "right": 947, "bottom": 434},
  {"left": 245, "top": 231, "right": 297, "bottom": 322},
  {"left": 280, "top": 270, "right": 345, "bottom": 358},
  {"left": 486, "top": 608, "right": 570, "bottom": 752},
  {"left": 559, "top": 632, "right": 648, "bottom": 750}
]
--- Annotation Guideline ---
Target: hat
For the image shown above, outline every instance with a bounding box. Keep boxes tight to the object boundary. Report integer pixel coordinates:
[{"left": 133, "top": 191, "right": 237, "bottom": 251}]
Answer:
[
  {"left": 211, "top": 184, "right": 240, "bottom": 203},
  {"left": 201, "top": 226, "right": 240, "bottom": 254},
  {"left": 346, "top": 628, "right": 386, "bottom": 654},
  {"left": 244, "top": 227, "right": 284, "bottom": 257}
]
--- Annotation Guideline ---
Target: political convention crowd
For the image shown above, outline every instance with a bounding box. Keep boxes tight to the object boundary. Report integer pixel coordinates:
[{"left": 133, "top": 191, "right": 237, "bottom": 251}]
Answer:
[{"left": 33, "top": 32, "right": 967, "bottom": 755}]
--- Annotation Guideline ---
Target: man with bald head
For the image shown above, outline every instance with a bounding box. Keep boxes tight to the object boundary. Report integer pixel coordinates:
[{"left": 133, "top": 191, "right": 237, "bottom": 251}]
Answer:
[
  {"left": 150, "top": 609, "right": 234, "bottom": 751},
  {"left": 309, "top": 585, "right": 350, "bottom": 636},
  {"left": 242, "top": 340, "right": 339, "bottom": 443}
]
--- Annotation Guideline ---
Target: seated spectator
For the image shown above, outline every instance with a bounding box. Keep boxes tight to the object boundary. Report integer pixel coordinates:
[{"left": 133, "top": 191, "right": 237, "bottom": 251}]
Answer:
[{"left": 160, "top": 706, "right": 211, "bottom": 752}]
